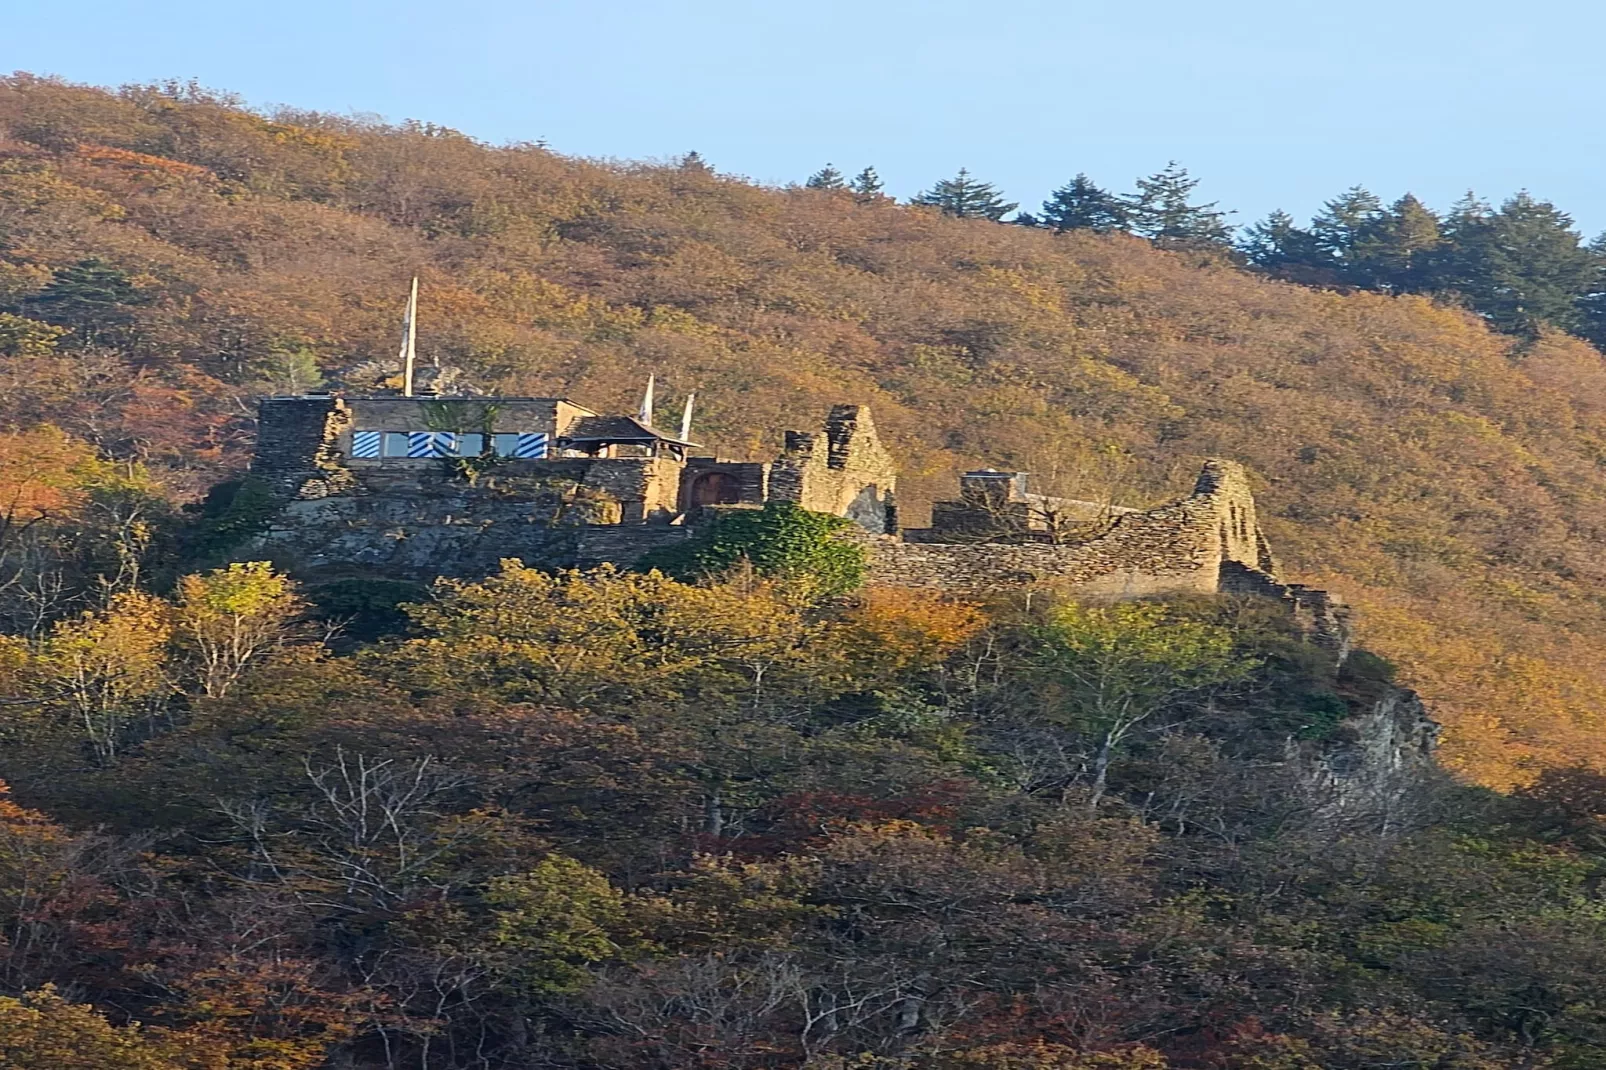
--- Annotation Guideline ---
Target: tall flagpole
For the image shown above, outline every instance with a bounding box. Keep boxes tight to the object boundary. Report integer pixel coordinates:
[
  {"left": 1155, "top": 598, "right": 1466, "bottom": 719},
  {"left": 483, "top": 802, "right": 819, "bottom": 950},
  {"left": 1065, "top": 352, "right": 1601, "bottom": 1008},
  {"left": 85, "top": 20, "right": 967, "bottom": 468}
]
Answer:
[
  {"left": 679, "top": 392, "right": 695, "bottom": 442},
  {"left": 400, "top": 276, "right": 418, "bottom": 397}
]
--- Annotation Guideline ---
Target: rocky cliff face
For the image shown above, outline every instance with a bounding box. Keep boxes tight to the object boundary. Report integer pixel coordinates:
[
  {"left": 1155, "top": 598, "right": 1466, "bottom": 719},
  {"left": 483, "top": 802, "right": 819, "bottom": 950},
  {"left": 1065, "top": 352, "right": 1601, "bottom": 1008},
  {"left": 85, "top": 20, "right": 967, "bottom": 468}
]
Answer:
[{"left": 1303, "top": 686, "right": 1442, "bottom": 824}]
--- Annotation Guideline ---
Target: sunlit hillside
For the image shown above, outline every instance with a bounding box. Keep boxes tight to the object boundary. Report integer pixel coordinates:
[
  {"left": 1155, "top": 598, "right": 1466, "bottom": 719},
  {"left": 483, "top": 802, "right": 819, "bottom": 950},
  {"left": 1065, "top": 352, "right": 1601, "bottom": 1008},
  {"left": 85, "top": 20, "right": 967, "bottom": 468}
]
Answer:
[{"left": 5, "top": 74, "right": 1606, "bottom": 786}]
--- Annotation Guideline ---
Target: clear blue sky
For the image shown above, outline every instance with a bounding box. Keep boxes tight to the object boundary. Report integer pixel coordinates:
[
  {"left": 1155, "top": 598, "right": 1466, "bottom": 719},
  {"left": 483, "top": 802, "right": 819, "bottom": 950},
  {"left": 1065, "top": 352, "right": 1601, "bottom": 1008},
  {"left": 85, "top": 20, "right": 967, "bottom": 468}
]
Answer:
[{"left": 8, "top": 0, "right": 1606, "bottom": 233}]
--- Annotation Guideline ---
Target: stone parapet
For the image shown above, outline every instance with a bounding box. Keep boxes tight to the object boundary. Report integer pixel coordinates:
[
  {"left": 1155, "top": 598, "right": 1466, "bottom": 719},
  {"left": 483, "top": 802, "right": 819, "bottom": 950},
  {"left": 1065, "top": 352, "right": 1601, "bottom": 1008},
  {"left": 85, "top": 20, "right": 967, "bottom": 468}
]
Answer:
[{"left": 858, "top": 458, "right": 1347, "bottom": 653}]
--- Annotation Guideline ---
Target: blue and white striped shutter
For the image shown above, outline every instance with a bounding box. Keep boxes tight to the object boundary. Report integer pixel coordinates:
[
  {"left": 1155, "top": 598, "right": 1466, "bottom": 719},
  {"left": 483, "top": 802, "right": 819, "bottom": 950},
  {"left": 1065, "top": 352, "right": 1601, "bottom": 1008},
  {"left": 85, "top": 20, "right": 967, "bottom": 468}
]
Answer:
[
  {"left": 433, "top": 431, "right": 458, "bottom": 457},
  {"left": 514, "top": 432, "right": 548, "bottom": 458},
  {"left": 351, "top": 431, "right": 381, "bottom": 458},
  {"left": 406, "top": 432, "right": 434, "bottom": 458}
]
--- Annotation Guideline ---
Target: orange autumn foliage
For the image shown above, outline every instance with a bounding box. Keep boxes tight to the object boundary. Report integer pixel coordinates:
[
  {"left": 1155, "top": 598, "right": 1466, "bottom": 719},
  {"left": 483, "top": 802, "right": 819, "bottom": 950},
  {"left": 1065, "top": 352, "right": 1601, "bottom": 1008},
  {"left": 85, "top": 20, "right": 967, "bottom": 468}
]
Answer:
[
  {"left": 840, "top": 586, "right": 988, "bottom": 680},
  {"left": 0, "top": 426, "right": 101, "bottom": 543}
]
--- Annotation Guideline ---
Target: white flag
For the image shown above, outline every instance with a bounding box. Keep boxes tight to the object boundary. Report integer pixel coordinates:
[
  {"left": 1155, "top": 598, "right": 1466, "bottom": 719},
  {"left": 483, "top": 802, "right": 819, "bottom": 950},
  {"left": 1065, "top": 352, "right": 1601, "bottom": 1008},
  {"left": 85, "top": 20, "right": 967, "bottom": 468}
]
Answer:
[
  {"left": 638, "top": 374, "right": 655, "bottom": 426},
  {"left": 679, "top": 392, "right": 695, "bottom": 442}
]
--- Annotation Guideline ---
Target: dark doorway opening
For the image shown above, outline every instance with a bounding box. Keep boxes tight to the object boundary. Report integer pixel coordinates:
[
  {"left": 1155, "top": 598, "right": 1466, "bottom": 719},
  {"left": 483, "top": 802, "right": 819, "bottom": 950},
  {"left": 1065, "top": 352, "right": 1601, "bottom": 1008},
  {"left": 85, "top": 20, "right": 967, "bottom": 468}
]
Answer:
[{"left": 691, "top": 471, "right": 743, "bottom": 506}]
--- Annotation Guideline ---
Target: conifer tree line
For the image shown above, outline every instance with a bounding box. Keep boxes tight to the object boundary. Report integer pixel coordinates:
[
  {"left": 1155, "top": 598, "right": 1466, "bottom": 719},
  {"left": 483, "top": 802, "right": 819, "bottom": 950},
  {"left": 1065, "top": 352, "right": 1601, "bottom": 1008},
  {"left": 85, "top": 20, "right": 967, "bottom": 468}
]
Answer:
[
  {"left": 802, "top": 159, "right": 1606, "bottom": 344},
  {"left": 1241, "top": 187, "right": 1605, "bottom": 341}
]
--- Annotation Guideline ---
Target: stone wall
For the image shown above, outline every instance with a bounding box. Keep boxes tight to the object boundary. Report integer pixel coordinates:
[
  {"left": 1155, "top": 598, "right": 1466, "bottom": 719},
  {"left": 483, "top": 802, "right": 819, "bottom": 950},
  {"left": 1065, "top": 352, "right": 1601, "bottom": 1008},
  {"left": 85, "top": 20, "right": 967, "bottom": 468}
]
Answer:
[
  {"left": 253, "top": 396, "right": 354, "bottom": 498},
  {"left": 862, "top": 458, "right": 1350, "bottom": 651},
  {"left": 575, "top": 525, "right": 700, "bottom": 568},
  {"left": 243, "top": 452, "right": 699, "bottom": 580},
  {"left": 861, "top": 534, "right": 1219, "bottom": 599},
  {"left": 869, "top": 460, "right": 1272, "bottom": 595},
  {"left": 1218, "top": 561, "right": 1352, "bottom": 656},
  {"left": 769, "top": 405, "right": 898, "bottom": 533},
  {"left": 245, "top": 488, "right": 583, "bottom": 582}
]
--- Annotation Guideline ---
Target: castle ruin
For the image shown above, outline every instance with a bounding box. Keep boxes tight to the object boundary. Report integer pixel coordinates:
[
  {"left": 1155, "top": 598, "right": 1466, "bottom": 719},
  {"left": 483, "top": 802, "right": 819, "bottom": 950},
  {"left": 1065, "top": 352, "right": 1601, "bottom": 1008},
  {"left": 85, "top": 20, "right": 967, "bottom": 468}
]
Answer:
[
  {"left": 245, "top": 393, "right": 894, "bottom": 580},
  {"left": 241, "top": 392, "right": 1346, "bottom": 647}
]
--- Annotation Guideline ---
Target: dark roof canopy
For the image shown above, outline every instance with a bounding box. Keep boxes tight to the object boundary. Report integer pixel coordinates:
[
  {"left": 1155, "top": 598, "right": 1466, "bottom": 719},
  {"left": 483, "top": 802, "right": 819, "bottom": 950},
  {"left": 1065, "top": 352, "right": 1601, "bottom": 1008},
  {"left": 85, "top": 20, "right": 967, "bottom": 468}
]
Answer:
[{"left": 561, "top": 415, "right": 699, "bottom": 448}]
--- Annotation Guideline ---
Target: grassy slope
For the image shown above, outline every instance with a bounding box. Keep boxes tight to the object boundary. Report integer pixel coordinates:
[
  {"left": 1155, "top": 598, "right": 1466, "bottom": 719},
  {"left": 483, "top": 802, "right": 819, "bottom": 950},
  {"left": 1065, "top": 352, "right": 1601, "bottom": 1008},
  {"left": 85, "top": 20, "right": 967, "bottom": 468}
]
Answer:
[{"left": 5, "top": 76, "right": 1606, "bottom": 786}]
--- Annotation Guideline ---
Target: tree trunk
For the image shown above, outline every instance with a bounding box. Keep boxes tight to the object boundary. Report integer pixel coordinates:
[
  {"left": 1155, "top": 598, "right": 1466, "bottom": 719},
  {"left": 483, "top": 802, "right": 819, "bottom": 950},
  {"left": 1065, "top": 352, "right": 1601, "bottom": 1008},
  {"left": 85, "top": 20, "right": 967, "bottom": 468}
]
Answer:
[
  {"left": 1088, "top": 734, "right": 1114, "bottom": 810},
  {"left": 705, "top": 789, "right": 724, "bottom": 837}
]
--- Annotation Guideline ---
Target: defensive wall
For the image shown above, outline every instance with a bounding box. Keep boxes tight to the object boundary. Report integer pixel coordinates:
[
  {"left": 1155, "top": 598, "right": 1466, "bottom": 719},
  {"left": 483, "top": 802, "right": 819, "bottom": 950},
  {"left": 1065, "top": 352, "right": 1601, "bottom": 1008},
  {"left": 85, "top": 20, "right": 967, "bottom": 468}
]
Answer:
[{"left": 863, "top": 460, "right": 1349, "bottom": 650}]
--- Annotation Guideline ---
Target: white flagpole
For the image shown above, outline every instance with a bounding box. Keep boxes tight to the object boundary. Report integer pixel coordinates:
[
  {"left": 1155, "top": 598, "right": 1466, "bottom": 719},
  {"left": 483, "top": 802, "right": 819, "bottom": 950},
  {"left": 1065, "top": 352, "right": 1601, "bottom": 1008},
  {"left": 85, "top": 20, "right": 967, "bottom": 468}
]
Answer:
[
  {"left": 638, "top": 374, "right": 655, "bottom": 426},
  {"left": 400, "top": 276, "right": 418, "bottom": 396},
  {"left": 679, "top": 392, "right": 695, "bottom": 442}
]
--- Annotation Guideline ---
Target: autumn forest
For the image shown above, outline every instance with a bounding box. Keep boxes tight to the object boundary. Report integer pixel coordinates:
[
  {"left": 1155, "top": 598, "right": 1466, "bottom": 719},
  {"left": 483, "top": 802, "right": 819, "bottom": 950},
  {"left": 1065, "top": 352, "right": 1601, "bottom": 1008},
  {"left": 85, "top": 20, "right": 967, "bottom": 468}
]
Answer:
[{"left": 5, "top": 73, "right": 1606, "bottom": 1069}]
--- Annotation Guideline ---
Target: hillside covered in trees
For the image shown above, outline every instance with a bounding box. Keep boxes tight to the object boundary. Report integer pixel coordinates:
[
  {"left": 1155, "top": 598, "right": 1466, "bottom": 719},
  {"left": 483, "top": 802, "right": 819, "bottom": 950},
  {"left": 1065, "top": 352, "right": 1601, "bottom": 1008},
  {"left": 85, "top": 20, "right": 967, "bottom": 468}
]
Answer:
[
  {"left": 8, "top": 73, "right": 1606, "bottom": 1067},
  {"left": 7, "top": 75, "right": 1606, "bottom": 786}
]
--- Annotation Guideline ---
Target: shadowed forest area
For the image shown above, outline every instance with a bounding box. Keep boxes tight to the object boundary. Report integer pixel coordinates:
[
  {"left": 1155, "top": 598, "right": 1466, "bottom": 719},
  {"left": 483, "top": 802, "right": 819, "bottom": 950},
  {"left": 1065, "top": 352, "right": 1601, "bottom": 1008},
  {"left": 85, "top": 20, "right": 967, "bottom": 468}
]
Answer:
[{"left": 6, "top": 74, "right": 1606, "bottom": 1068}]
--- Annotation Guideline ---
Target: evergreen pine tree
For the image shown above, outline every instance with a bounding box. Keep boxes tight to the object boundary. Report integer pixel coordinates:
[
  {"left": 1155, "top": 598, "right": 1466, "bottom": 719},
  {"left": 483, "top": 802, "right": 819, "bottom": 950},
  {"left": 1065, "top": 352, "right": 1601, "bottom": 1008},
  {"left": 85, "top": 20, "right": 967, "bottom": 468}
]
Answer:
[
  {"left": 1239, "top": 210, "right": 1326, "bottom": 275},
  {"left": 679, "top": 151, "right": 712, "bottom": 172},
  {"left": 1123, "top": 162, "right": 1232, "bottom": 246},
  {"left": 1436, "top": 191, "right": 1597, "bottom": 336},
  {"left": 1309, "top": 186, "right": 1385, "bottom": 284},
  {"left": 1575, "top": 233, "right": 1606, "bottom": 350},
  {"left": 1431, "top": 192, "right": 1493, "bottom": 292},
  {"left": 25, "top": 257, "right": 146, "bottom": 345},
  {"left": 805, "top": 164, "right": 846, "bottom": 190},
  {"left": 1040, "top": 174, "right": 1127, "bottom": 233},
  {"left": 850, "top": 166, "right": 884, "bottom": 201},
  {"left": 913, "top": 168, "right": 1017, "bottom": 221},
  {"left": 1366, "top": 194, "right": 1442, "bottom": 293}
]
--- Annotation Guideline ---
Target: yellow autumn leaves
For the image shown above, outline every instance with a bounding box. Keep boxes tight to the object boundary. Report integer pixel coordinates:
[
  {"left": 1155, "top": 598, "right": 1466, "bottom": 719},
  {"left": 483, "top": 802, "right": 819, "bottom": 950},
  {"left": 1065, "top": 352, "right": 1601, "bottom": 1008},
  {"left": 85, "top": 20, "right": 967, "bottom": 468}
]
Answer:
[{"left": 0, "top": 562, "right": 307, "bottom": 763}]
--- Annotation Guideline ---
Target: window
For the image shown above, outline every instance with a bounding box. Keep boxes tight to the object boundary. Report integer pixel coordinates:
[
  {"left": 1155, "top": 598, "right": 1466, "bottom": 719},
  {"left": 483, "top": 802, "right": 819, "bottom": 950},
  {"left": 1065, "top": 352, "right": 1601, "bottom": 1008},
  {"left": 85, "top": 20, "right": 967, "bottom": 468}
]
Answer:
[
  {"left": 456, "top": 433, "right": 485, "bottom": 457},
  {"left": 384, "top": 432, "right": 410, "bottom": 457}
]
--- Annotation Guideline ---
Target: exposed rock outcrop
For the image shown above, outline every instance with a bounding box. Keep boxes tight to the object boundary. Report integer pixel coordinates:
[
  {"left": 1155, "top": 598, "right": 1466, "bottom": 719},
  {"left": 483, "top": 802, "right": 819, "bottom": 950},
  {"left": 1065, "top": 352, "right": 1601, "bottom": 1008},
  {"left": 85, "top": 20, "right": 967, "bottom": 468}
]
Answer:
[{"left": 1300, "top": 686, "right": 1441, "bottom": 823}]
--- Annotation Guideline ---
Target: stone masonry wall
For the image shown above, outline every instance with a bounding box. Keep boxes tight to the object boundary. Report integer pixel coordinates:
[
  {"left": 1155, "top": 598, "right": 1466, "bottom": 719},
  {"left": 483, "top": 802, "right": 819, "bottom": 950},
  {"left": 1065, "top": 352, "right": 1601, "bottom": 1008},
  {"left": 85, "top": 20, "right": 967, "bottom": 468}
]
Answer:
[
  {"left": 770, "top": 405, "right": 898, "bottom": 533},
  {"left": 867, "top": 460, "right": 1273, "bottom": 597},
  {"left": 244, "top": 454, "right": 689, "bottom": 582},
  {"left": 862, "top": 458, "right": 1351, "bottom": 651},
  {"left": 253, "top": 396, "right": 354, "bottom": 498}
]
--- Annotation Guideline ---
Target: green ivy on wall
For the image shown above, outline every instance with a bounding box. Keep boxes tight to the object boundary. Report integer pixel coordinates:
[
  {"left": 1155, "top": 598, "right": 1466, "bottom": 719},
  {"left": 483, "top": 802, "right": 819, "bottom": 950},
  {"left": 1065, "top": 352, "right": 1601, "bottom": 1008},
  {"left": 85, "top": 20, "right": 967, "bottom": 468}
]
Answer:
[{"left": 639, "top": 501, "right": 866, "bottom": 595}]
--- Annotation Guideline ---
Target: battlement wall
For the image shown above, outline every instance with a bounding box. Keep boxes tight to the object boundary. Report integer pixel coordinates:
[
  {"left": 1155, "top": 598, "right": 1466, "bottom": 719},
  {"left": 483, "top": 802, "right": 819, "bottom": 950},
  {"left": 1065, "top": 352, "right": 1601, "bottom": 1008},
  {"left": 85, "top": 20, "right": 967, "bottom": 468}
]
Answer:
[{"left": 866, "top": 460, "right": 1280, "bottom": 598}]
